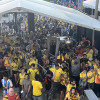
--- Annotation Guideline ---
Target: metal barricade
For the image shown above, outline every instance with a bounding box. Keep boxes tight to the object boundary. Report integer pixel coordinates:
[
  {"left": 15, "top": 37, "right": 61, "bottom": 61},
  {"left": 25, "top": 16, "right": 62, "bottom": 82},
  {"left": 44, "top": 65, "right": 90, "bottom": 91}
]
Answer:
[{"left": 84, "top": 90, "right": 99, "bottom": 100}]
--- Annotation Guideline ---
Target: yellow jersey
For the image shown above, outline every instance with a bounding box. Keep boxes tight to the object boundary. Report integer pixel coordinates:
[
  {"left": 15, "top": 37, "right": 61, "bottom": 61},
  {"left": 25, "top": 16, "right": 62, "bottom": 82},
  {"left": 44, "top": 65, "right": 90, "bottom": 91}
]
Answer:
[
  {"left": 61, "top": 77, "right": 70, "bottom": 86},
  {"left": 27, "top": 68, "right": 39, "bottom": 81},
  {"left": 32, "top": 80, "right": 43, "bottom": 96},
  {"left": 65, "top": 53, "right": 70, "bottom": 60},
  {"left": 87, "top": 71, "right": 95, "bottom": 83},
  {"left": 57, "top": 55, "right": 64, "bottom": 61},
  {"left": 65, "top": 92, "right": 80, "bottom": 100},
  {"left": 11, "top": 62, "right": 19, "bottom": 71},
  {"left": 19, "top": 73, "right": 26, "bottom": 85},
  {"left": 50, "top": 67, "right": 63, "bottom": 82},
  {"left": 17, "top": 58, "right": 22, "bottom": 68},
  {"left": 66, "top": 84, "right": 76, "bottom": 92},
  {"left": 88, "top": 61, "right": 93, "bottom": 67},
  {"left": 87, "top": 49, "right": 93, "bottom": 59},
  {"left": 93, "top": 64, "right": 98, "bottom": 71},
  {"left": 95, "top": 69, "right": 100, "bottom": 84},
  {"left": 29, "top": 59, "right": 38, "bottom": 69},
  {"left": 4, "top": 59, "right": 10, "bottom": 67},
  {"left": 80, "top": 72, "right": 87, "bottom": 81}
]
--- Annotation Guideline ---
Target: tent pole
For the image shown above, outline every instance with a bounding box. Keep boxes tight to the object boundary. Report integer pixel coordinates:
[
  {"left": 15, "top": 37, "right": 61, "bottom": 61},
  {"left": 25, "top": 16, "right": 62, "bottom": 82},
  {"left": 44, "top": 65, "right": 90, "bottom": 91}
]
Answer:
[
  {"left": 69, "top": 0, "right": 71, "bottom": 8},
  {"left": 92, "top": 30, "right": 95, "bottom": 46},
  {"left": 81, "top": 0, "right": 83, "bottom": 12},
  {"left": 0, "top": 15, "right": 2, "bottom": 34},
  {"left": 77, "top": 0, "right": 79, "bottom": 10},
  {"left": 95, "top": 0, "right": 99, "bottom": 19},
  {"left": 92, "top": 9, "right": 93, "bottom": 15},
  {"left": 92, "top": 0, "right": 99, "bottom": 46}
]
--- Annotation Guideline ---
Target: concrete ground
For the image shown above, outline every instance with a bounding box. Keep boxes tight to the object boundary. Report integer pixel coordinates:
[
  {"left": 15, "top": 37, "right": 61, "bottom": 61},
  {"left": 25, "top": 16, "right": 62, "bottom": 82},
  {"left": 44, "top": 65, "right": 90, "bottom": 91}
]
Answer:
[{"left": 0, "top": 88, "right": 88, "bottom": 100}]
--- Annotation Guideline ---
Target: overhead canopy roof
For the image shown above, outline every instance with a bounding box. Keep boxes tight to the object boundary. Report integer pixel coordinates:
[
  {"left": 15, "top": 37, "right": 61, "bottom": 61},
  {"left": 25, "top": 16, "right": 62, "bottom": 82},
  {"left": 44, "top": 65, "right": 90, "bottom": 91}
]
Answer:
[
  {"left": 83, "top": 0, "right": 100, "bottom": 11},
  {"left": 0, "top": 0, "right": 100, "bottom": 31}
]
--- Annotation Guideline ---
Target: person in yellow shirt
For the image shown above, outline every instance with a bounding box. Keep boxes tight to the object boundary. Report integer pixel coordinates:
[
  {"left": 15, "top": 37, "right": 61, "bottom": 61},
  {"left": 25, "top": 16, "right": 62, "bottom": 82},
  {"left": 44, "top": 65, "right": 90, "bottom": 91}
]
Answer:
[
  {"left": 79, "top": 68, "right": 87, "bottom": 95},
  {"left": 17, "top": 58, "right": 22, "bottom": 69},
  {"left": 66, "top": 79, "right": 76, "bottom": 93},
  {"left": 57, "top": 53, "right": 65, "bottom": 65},
  {"left": 65, "top": 52, "right": 70, "bottom": 61},
  {"left": 87, "top": 66, "right": 95, "bottom": 89},
  {"left": 29, "top": 55, "right": 38, "bottom": 69},
  {"left": 11, "top": 58, "right": 19, "bottom": 86},
  {"left": 27, "top": 64, "right": 39, "bottom": 81},
  {"left": 60, "top": 73, "right": 70, "bottom": 100},
  {"left": 93, "top": 63, "right": 98, "bottom": 72},
  {"left": 32, "top": 74, "right": 43, "bottom": 100},
  {"left": 88, "top": 58, "right": 93, "bottom": 67},
  {"left": 64, "top": 87, "right": 80, "bottom": 100},
  {"left": 30, "top": 49, "right": 35, "bottom": 55},
  {"left": 94, "top": 66, "right": 100, "bottom": 98},
  {"left": 50, "top": 63, "right": 63, "bottom": 82},
  {"left": 86, "top": 49, "right": 93, "bottom": 59},
  {"left": 93, "top": 59, "right": 99, "bottom": 71},
  {"left": 17, "top": 68, "right": 26, "bottom": 98},
  {"left": 49, "top": 62, "right": 63, "bottom": 100},
  {"left": 80, "top": 69, "right": 87, "bottom": 85},
  {"left": 4, "top": 57, "right": 10, "bottom": 68}
]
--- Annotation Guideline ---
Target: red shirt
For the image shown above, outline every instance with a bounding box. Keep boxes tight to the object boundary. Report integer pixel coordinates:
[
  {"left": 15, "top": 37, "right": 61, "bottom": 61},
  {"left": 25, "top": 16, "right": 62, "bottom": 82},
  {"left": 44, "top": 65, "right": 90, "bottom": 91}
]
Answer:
[{"left": 3, "top": 93, "right": 20, "bottom": 100}]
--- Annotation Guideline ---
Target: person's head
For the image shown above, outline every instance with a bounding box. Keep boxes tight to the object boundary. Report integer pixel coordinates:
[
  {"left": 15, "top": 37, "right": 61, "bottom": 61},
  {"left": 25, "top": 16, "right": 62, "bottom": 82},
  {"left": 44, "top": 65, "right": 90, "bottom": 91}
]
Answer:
[
  {"left": 70, "top": 87, "right": 77, "bottom": 94},
  {"left": 21, "top": 68, "right": 25, "bottom": 73},
  {"left": 63, "top": 73, "right": 67, "bottom": 78},
  {"left": 85, "top": 63, "right": 88, "bottom": 68},
  {"left": 3, "top": 75, "right": 8, "bottom": 80},
  {"left": 55, "top": 62, "right": 60, "bottom": 70},
  {"left": 31, "top": 64, "right": 35, "bottom": 70},
  {"left": 90, "top": 66, "right": 94, "bottom": 72},
  {"left": 83, "top": 54, "right": 87, "bottom": 58},
  {"left": 25, "top": 74, "right": 29, "bottom": 80},
  {"left": 70, "top": 79, "right": 76, "bottom": 85},
  {"left": 8, "top": 88, "right": 15, "bottom": 96}
]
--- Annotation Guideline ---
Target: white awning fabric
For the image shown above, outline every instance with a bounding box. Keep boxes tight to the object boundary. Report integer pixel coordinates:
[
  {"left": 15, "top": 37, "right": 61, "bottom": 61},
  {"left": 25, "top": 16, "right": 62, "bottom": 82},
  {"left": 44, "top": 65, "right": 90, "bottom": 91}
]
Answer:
[
  {"left": 0, "top": 0, "right": 100, "bottom": 31},
  {"left": 83, "top": 0, "right": 100, "bottom": 11}
]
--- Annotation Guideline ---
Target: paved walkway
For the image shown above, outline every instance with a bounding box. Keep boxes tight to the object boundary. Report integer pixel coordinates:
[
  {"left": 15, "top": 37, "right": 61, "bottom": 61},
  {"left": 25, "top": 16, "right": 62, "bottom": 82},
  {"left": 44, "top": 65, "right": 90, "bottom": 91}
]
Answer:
[{"left": 0, "top": 88, "right": 88, "bottom": 100}]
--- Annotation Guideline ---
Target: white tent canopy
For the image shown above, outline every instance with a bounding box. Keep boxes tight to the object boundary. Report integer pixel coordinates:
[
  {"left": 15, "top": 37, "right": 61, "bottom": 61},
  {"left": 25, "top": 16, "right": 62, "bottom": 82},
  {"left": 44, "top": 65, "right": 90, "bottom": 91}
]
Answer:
[
  {"left": 83, "top": 0, "right": 100, "bottom": 11},
  {"left": 0, "top": 0, "right": 100, "bottom": 31}
]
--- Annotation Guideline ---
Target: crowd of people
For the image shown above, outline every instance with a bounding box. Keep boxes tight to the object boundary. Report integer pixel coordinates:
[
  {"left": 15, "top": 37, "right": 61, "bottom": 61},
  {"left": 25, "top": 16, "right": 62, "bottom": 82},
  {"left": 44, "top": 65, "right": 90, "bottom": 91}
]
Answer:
[
  {"left": 48, "top": 0, "right": 77, "bottom": 9},
  {"left": 0, "top": 14, "right": 100, "bottom": 100}
]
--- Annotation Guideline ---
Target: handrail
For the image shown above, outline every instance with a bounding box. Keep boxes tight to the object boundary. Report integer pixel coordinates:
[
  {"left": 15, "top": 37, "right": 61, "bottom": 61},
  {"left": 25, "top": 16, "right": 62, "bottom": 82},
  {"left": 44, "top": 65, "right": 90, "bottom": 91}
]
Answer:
[
  {"left": 49, "top": 53, "right": 55, "bottom": 58},
  {"left": 38, "top": 64, "right": 47, "bottom": 74}
]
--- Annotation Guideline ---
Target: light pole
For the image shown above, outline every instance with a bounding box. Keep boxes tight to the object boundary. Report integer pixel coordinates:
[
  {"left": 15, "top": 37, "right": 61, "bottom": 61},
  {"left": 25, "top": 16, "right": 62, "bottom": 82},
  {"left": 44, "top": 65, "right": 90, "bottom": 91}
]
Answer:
[
  {"left": 92, "top": 0, "right": 99, "bottom": 46},
  {"left": 69, "top": 0, "right": 71, "bottom": 8}
]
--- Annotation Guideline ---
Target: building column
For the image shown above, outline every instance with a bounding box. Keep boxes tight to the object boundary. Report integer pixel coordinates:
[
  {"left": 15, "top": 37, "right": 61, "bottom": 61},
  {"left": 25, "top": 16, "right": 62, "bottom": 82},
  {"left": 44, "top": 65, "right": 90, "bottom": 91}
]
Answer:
[
  {"left": 92, "top": 0, "right": 99, "bottom": 46},
  {"left": 28, "top": 13, "right": 35, "bottom": 33}
]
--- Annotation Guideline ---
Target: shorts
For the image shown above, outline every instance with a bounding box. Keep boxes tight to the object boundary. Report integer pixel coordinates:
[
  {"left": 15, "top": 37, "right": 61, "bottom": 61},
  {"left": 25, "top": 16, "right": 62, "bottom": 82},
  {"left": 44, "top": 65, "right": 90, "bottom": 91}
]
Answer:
[
  {"left": 87, "top": 82, "right": 94, "bottom": 89},
  {"left": 79, "top": 80, "right": 87, "bottom": 87},
  {"left": 60, "top": 84, "right": 66, "bottom": 91},
  {"left": 13, "top": 71, "right": 18, "bottom": 74}
]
